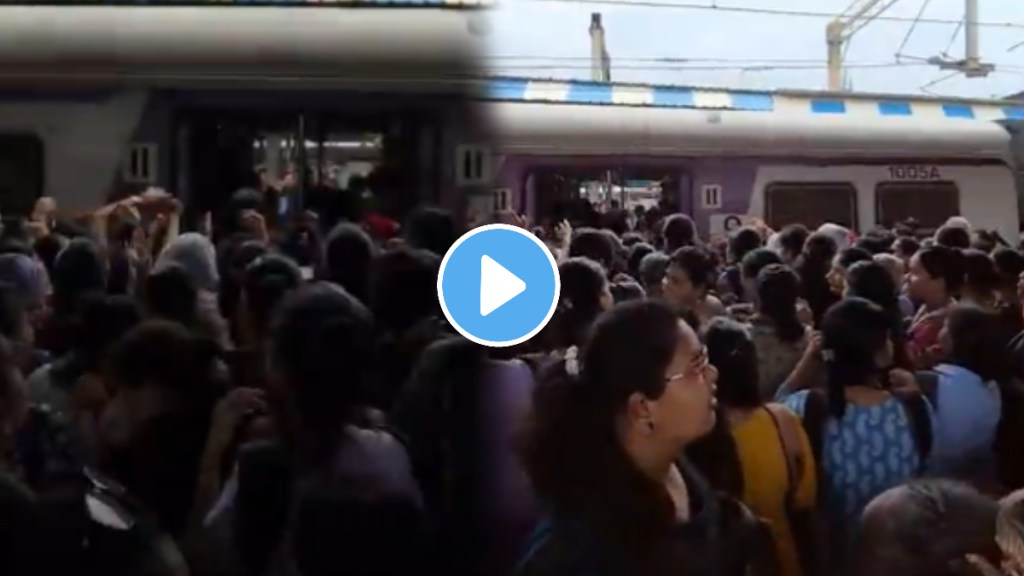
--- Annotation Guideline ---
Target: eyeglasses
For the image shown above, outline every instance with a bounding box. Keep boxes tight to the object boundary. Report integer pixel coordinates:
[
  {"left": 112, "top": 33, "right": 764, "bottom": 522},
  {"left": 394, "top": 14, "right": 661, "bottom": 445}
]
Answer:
[{"left": 665, "top": 346, "right": 709, "bottom": 383}]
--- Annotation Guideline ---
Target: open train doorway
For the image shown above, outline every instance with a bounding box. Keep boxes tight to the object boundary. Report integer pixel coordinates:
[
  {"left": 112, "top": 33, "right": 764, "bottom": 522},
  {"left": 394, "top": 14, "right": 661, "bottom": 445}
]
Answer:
[{"left": 173, "top": 106, "right": 440, "bottom": 235}]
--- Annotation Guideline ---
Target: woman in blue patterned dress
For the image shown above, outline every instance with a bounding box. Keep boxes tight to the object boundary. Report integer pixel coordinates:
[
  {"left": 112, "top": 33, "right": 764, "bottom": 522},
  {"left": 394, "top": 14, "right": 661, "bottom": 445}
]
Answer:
[{"left": 775, "top": 298, "right": 933, "bottom": 572}]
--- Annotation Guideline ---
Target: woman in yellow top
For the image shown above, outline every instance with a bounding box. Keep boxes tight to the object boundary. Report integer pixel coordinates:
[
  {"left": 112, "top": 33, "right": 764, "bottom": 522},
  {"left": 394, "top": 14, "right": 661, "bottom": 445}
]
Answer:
[{"left": 687, "top": 316, "right": 820, "bottom": 576}]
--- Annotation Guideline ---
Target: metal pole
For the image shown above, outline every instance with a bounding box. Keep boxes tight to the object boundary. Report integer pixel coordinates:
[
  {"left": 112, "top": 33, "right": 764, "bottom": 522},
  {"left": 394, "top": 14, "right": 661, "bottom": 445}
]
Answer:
[
  {"left": 589, "top": 13, "right": 608, "bottom": 82},
  {"left": 964, "top": 0, "right": 979, "bottom": 68},
  {"left": 826, "top": 22, "right": 843, "bottom": 91}
]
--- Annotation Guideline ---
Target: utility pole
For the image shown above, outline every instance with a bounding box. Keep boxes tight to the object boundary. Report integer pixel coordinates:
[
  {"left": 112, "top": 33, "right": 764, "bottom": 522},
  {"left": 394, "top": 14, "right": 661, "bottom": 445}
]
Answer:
[
  {"left": 927, "top": 0, "right": 994, "bottom": 77},
  {"left": 589, "top": 13, "right": 611, "bottom": 82},
  {"left": 826, "top": 0, "right": 899, "bottom": 91}
]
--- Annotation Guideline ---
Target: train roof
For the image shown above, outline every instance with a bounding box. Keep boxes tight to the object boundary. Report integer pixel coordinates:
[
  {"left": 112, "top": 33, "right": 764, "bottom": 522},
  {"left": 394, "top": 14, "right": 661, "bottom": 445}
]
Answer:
[
  {"left": 489, "top": 100, "right": 1013, "bottom": 160},
  {"left": 0, "top": 6, "right": 484, "bottom": 89},
  {"left": 486, "top": 77, "right": 1024, "bottom": 122}
]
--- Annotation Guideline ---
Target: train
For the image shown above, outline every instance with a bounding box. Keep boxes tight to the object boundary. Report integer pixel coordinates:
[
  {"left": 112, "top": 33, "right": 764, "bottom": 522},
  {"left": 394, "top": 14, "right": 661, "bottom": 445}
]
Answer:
[
  {"left": 482, "top": 77, "right": 1024, "bottom": 242},
  {"left": 0, "top": 3, "right": 491, "bottom": 219},
  {"left": 0, "top": 4, "right": 1021, "bottom": 241}
]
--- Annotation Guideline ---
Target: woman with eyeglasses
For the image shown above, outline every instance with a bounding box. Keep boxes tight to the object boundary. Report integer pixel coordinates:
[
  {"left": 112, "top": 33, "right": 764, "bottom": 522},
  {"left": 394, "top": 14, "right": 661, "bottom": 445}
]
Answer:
[{"left": 517, "top": 300, "right": 775, "bottom": 576}]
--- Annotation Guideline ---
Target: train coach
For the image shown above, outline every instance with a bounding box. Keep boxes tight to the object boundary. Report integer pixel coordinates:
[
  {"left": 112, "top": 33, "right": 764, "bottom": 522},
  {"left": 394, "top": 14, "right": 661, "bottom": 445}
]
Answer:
[{"left": 483, "top": 77, "right": 1024, "bottom": 241}]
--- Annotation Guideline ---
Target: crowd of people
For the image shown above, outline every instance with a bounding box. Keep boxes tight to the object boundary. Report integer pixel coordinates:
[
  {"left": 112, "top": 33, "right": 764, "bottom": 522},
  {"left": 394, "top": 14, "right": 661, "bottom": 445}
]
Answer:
[{"left": 2, "top": 184, "right": 1024, "bottom": 576}]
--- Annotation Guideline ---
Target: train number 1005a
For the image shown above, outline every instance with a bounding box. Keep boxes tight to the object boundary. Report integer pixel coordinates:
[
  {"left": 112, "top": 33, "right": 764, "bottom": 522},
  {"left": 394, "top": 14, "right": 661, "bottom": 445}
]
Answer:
[{"left": 887, "top": 165, "right": 941, "bottom": 181}]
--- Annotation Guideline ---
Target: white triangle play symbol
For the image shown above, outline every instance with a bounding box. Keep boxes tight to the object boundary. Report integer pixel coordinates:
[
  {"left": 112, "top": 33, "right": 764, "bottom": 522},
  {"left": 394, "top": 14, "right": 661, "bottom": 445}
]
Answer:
[{"left": 480, "top": 254, "right": 526, "bottom": 316}]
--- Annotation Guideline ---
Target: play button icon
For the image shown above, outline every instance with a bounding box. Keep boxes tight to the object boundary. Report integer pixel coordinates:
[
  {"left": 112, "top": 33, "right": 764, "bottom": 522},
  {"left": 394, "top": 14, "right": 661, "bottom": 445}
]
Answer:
[
  {"left": 438, "top": 223, "right": 560, "bottom": 347},
  {"left": 480, "top": 255, "right": 526, "bottom": 316}
]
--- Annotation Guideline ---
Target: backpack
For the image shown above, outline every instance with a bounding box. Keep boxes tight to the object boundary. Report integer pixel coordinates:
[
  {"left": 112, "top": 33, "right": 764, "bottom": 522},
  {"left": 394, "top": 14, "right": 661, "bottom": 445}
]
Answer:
[{"left": 800, "top": 388, "right": 933, "bottom": 477}]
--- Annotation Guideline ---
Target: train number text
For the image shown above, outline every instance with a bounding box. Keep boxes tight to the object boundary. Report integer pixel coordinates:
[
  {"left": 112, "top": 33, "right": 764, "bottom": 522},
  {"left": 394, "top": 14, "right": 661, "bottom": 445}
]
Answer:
[{"left": 886, "top": 165, "right": 941, "bottom": 181}]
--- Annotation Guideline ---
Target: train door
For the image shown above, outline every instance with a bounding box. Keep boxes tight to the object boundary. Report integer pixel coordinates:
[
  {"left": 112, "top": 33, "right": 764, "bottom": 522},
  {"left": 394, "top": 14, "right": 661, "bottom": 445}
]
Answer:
[
  {"left": 173, "top": 110, "right": 300, "bottom": 230},
  {"left": 0, "top": 134, "right": 44, "bottom": 217},
  {"left": 171, "top": 105, "right": 436, "bottom": 231}
]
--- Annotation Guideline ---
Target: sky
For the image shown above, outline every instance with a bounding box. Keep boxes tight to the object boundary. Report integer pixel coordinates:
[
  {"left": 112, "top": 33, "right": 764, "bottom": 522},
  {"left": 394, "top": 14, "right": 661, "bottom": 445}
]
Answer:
[{"left": 481, "top": 0, "right": 1024, "bottom": 99}]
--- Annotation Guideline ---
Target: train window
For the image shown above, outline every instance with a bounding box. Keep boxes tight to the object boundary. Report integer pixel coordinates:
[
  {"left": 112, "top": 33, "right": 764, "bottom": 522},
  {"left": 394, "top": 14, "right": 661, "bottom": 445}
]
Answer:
[
  {"left": 764, "top": 182, "right": 857, "bottom": 231},
  {"left": 0, "top": 134, "right": 44, "bottom": 217},
  {"left": 875, "top": 181, "right": 959, "bottom": 232}
]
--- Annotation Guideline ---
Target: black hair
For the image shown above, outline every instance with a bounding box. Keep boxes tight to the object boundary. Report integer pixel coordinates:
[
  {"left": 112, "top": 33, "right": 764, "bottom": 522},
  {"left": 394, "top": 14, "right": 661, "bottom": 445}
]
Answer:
[
  {"left": 51, "top": 238, "right": 107, "bottom": 318},
  {"left": 729, "top": 227, "right": 763, "bottom": 264},
  {"left": 522, "top": 300, "right": 687, "bottom": 546},
  {"left": 270, "top": 282, "right": 376, "bottom": 466},
  {"left": 669, "top": 246, "right": 716, "bottom": 291},
  {"left": 388, "top": 336, "right": 491, "bottom": 568},
  {"left": 992, "top": 247, "right": 1024, "bottom": 288},
  {"left": 242, "top": 254, "right": 304, "bottom": 340},
  {"left": 216, "top": 235, "right": 269, "bottom": 338},
  {"left": 740, "top": 248, "right": 783, "bottom": 281},
  {"left": 638, "top": 252, "right": 670, "bottom": 291},
  {"left": 916, "top": 245, "right": 965, "bottom": 295},
  {"left": 627, "top": 242, "right": 655, "bottom": 281},
  {"left": 944, "top": 304, "right": 1013, "bottom": 383},
  {"left": 856, "top": 480, "right": 998, "bottom": 576},
  {"left": 32, "top": 234, "right": 63, "bottom": 279},
  {"left": 105, "top": 319, "right": 220, "bottom": 397},
  {"left": 0, "top": 283, "right": 27, "bottom": 344},
  {"left": 621, "top": 232, "right": 645, "bottom": 248},
  {"left": 706, "top": 317, "right": 759, "bottom": 408},
  {"left": 777, "top": 224, "right": 809, "bottom": 259},
  {"left": 685, "top": 317, "right": 759, "bottom": 499},
  {"left": 569, "top": 228, "right": 616, "bottom": 271},
  {"left": 404, "top": 207, "right": 458, "bottom": 258},
  {"left": 835, "top": 246, "right": 873, "bottom": 270},
  {"left": 795, "top": 232, "right": 839, "bottom": 326},
  {"left": 550, "top": 258, "right": 608, "bottom": 350},
  {"left": 820, "top": 297, "right": 893, "bottom": 418},
  {"left": 101, "top": 320, "right": 220, "bottom": 536},
  {"left": 756, "top": 264, "right": 805, "bottom": 343},
  {"left": 961, "top": 248, "right": 1000, "bottom": 297},
  {"left": 599, "top": 229, "right": 628, "bottom": 275},
  {"left": 893, "top": 236, "right": 920, "bottom": 259},
  {"left": 855, "top": 235, "right": 892, "bottom": 256},
  {"left": 846, "top": 261, "right": 911, "bottom": 369},
  {"left": 369, "top": 247, "right": 441, "bottom": 334},
  {"left": 61, "top": 293, "right": 141, "bottom": 375},
  {"left": 935, "top": 226, "right": 971, "bottom": 250},
  {"left": 144, "top": 263, "right": 200, "bottom": 329},
  {"left": 322, "top": 222, "right": 375, "bottom": 303},
  {"left": 661, "top": 214, "right": 697, "bottom": 253}
]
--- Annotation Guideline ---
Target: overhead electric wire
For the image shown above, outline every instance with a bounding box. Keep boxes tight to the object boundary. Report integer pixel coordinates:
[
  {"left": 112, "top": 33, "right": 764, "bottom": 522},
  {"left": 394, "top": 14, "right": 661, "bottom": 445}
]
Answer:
[
  {"left": 894, "top": 0, "right": 932, "bottom": 61},
  {"left": 515, "top": 0, "right": 1024, "bottom": 30},
  {"left": 941, "top": 19, "right": 964, "bottom": 58},
  {"left": 483, "top": 55, "right": 901, "bottom": 63},
  {"left": 490, "top": 62, "right": 939, "bottom": 72}
]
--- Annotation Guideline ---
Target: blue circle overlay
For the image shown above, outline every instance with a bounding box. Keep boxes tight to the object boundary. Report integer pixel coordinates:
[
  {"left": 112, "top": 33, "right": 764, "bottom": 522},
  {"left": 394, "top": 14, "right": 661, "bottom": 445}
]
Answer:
[{"left": 438, "top": 224, "right": 560, "bottom": 347}]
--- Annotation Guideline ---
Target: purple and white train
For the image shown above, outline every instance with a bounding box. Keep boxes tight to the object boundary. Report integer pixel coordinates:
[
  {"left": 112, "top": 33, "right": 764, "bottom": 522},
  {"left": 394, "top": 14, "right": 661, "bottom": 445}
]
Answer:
[
  {"left": 0, "top": 3, "right": 1021, "bottom": 241},
  {"left": 484, "top": 77, "right": 1024, "bottom": 241}
]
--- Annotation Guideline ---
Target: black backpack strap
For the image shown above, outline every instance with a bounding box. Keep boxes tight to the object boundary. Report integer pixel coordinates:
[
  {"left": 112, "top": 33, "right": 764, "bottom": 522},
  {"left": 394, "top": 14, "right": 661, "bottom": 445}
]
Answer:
[
  {"left": 891, "top": 390, "right": 933, "bottom": 476},
  {"left": 913, "top": 370, "right": 940, "bottom": 408},
  {"left": 799, "top": 389, "right": 829, "bottom": 475},
  {"left": 763, "top": 404, "right": 804, "bottom": 511}
]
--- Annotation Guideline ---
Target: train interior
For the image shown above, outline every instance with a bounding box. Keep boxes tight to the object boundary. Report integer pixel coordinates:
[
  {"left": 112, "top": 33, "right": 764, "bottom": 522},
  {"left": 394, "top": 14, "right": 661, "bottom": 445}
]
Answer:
[
  {"left": 527, "top": 166, "right": 686, "bottom": 229},
  {"left": 173, "top": 104, "right": 448, "bottom": 228}
]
